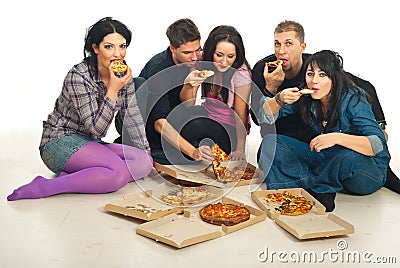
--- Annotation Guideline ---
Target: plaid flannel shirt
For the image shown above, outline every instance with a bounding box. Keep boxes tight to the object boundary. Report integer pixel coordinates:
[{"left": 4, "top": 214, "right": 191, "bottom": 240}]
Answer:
[{"left": 40, "top": 60, "right": 149, "bottom": 151}]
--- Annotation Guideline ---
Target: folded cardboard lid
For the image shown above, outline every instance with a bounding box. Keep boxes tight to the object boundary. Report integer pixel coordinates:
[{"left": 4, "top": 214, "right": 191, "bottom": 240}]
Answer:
[
  {"left": 104, "top": 192, "right": 181, "bottom": 221},
  {"left": 136, "top": 196, "right": 266, "bottom": 248},
  {"left": 276, "top": 213, "right": 354, "bottom": 239},
  {"left": 154, "top": 161, "right": 264, "bottom": 188},
  {"left": 136, "top": 212, "right": 222, "bottom": 248},
  {"left": 251, "top": 188, "right": 354, "bottom": 239},
  {"left": 104, "top": 183, "right": 225, "bottom": 221}
]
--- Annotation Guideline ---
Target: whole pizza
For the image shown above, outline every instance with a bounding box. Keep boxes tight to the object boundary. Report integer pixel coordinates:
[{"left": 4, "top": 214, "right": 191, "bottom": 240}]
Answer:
[
  {"left": 264, "top": 192, "right": 313, "bottom": 216},
  {"left": 199, "top": 203, "right": 250, "bottom": 226},
  {"left": 160, "top": 186, "right": 210, "bottom": 206}
]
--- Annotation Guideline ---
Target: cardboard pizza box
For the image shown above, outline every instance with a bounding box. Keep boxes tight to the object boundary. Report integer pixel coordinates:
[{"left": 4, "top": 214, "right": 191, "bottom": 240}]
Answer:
[
  {"left": 251, "top": 188, "right": 354, "bottom": 239},
  {"left": 136, "top": 212, "right": 222, "bottom": 248},
  {"left": 104, "top": 192, "right": 181, "bottom": 221},
  {"left": 104, "top": 183, "right": 224, "bottom": 221},
  {"left": 150, "top": 183, "right": 224, "bottom": 208},
  {"left": 136, "top": 196, "right": 266, "bottom": 248},
  {"left": 154, "top": 161, "right": 264, "bottom": 188},
  {"left": 251, "top": 188, "right": 326, "bottom": 219}
]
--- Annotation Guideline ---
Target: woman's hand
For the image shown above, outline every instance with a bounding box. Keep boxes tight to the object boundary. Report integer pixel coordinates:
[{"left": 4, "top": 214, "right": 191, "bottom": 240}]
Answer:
[
  {"left": 278, "top": 87, "right": 302, "bottom": 105},
  {"left": 106, "top": 65, "right": 133, "bottom": 102},
  {"left": 184, "top": 70, "right": 207, "bottom": 87},
  {"left": 310, "top": 133, "right": 338, "bottom": 152},
  {"left": 229, "top": 150, "right": 246, "bottom": 161},
  {"left": 191, "top": 145, "right": 214, "bottom": 162}
]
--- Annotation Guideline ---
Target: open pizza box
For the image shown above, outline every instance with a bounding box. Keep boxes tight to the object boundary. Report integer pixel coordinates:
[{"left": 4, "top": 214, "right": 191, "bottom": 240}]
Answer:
[
  {"left": 136, "top": 196, "right": 266, "bottom": 248},
  {"left": 104, "top": 183, "right": 224, "bottom": 221},
  {"left": 154, "top": 160, "right": 264, "bottom": 188},
  {"left": 251, "top": 188, "right": 354, "bottom": 240}
]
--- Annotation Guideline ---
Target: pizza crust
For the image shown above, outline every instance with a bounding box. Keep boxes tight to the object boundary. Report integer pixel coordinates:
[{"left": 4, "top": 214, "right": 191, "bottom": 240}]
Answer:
[
  {"left": 110, "top": 60, "right": 128, "bottom": 72},
  {"left": 266, "top": 59, "right": 283, "bottom": 68},
  {"left": 299, "top": 88, "right": 315, "bottom": 94},
  {"left": 198, "top": 70, "right": 215, "bottom": 78}
]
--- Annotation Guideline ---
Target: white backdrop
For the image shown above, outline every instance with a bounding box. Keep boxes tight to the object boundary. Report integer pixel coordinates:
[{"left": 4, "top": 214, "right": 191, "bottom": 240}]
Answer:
[{"left": 0, "top": 0, "right": 398, "bottom": 169}]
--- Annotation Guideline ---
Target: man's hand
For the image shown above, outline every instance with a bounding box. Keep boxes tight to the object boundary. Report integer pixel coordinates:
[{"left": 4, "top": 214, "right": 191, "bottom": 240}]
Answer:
[{"left": 263, "top": 62, "right": 285, "bottom": 95}]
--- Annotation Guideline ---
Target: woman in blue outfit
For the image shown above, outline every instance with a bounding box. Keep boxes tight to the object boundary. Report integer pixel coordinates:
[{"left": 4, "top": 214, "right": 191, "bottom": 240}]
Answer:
[{"left": 258, "top": 50, "right": 390, "bottom": 211}]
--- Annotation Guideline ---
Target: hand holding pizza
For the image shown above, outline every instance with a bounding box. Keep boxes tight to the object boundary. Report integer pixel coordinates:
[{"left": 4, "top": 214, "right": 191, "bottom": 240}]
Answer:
[
  {"left": 263, "top": 61, "right": 285, "bottom": 95},
  {"left": 192, "top": 145, "right": 214, "bottom": 162},
  {"left": 184, "top": 70, "right": 214, "bottom": 87},
  {"left": 106, "top": 63, "right": 133, "bottom": 102},
  {"left": 277, "top": 88, "right": 302, "bottom": 105}
]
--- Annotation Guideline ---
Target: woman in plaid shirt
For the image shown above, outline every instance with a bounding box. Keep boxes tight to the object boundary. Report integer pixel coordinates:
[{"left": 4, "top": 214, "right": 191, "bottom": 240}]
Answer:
[{"left": 8, "top": 17, "right": 153, "bottom": 201}]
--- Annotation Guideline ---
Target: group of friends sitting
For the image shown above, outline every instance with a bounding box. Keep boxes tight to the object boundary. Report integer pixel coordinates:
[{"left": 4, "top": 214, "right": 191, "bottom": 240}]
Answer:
[{"left": 7, "top": 17, "right": 399, "bottom": 212}]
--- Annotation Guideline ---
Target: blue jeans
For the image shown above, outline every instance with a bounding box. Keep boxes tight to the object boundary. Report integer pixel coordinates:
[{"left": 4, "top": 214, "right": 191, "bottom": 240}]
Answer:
[
  {"left": 259, "top": 135, "right": 387, "bottom": 194},
  {"left": 39, "top": 135, "right": 104, "bottom": 174}
]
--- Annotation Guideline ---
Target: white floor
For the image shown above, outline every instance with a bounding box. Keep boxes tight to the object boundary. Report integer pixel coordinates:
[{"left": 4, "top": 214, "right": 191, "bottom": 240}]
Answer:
[{"left": 1, "top": 123, "right": 399, "bottom": 268}]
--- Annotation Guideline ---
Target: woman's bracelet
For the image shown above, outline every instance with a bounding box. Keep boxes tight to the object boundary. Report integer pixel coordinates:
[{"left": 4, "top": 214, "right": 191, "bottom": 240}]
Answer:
[{"left": 275, "top": 91, "right": 286, "bottom": 107}]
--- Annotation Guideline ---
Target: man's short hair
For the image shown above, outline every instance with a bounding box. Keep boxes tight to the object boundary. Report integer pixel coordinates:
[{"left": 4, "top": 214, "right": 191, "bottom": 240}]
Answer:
[
  {"left": 274, "top": 20, "right": 305, "bottom": 43},
  {"left": 166, "top": 18, "right": 201, "bottom": 48}
]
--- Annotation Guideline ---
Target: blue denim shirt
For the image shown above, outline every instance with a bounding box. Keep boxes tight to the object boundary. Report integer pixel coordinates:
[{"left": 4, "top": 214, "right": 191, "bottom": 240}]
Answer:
[{"left": 259, "top": 88, "right": 390, "bottom": 167}]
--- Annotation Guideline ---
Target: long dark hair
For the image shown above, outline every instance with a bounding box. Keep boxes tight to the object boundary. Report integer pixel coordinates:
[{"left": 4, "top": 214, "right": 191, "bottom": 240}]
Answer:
[
  {"left": 83, "top": 17, "right": 132, "bottom": 77},
  {"left": 300, "top": 50, "right": 360, "bottom": 131},
  {"left": 201, "top": 25, "right": 250, "bottom": 103}
]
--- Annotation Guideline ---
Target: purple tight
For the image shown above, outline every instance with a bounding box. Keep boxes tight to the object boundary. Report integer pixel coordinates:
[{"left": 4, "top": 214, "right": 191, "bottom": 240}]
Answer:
[{"left": 7, "top": 142, "right": 153, "bottom": 201}]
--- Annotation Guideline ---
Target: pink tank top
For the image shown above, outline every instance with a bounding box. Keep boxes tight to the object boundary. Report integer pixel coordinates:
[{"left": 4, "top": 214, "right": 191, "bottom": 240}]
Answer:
[{"left": 202, "top": 64, "right": 252, "bottom": 127}]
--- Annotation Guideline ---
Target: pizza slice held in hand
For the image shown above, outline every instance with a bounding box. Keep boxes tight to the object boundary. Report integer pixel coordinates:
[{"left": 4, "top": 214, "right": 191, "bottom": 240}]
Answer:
[
  {"left": 211, "top": 144, "right": 230, "bottom": 181},
  {"left": 211, "top": 144, "right": 257, "bottom": 183}
]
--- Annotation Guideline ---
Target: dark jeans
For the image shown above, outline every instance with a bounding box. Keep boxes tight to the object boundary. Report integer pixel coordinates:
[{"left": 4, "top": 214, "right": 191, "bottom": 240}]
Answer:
[{"left": 259, "top": 135, "right": 386, "bottom": 194}]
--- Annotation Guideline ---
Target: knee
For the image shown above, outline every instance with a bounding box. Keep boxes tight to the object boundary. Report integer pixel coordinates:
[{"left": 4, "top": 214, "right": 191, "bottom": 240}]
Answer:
[
  {"left": 342, "top": 169, "right": 385, "bottom": 195},
  {"left": 127, "top": 151, "right": 154, "bottom": 180},
  {"left": 141, "top": 151, "right": 154, "bottom": 175},
  {"left": 107, "top": 167, "right": 131, "bottom": 191},
  {"left": 260, "top": 135, "right": 276, "bottom": 155}
]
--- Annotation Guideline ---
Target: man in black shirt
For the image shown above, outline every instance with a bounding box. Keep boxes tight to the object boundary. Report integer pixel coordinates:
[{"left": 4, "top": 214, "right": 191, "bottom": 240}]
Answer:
[
  {"left": 116, "top": 18, "right": 213, "bottom": 164},
  {"left": 251, "top": 20, "right": 399, "bottom": 209}
]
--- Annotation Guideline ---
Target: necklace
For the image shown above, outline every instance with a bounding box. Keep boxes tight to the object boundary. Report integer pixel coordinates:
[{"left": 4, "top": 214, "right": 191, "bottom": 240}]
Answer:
[{"left": 322, "top": 120, "right": 327, "bottom": 127}]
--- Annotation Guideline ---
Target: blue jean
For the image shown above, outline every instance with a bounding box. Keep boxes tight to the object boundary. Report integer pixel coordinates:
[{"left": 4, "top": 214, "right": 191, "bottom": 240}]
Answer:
[
  {"left": 259, "top": 134, "right": 387, "bottom": 194},
  {"left": 39, "top": 135, "right": 105, "bottom": 174}
]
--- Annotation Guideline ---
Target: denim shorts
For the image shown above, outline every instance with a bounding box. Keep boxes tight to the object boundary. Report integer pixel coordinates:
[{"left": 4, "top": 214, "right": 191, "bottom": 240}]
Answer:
[{"left": 39, "top": 135, "right": 104, "bottom": 174}]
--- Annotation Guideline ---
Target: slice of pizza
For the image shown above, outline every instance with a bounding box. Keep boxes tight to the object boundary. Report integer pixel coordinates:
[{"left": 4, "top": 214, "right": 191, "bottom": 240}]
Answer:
[
  {"left": 298, "top": 88, "right": 315, "bottom": 94},
  {"left": 198, "top": 70, "right": 215, "bottom": 78},
  {"left": 264, "top": 192, "right": 313, "bottom": 216},
  {"left": 211, "top": 144, "right": 229, "bottom": 162},
  {"left": 266, "top": 59, "right": 283, "bottom": 68},
  {"left": 265, "top": 59, "right": 283, "bottom": 73},
  {"left": 211, "top": 144, "right": 230, "bottom": 181}
]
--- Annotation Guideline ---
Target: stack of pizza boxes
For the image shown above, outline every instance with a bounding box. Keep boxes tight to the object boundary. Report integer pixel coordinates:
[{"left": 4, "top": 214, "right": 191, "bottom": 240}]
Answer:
[{"left": 104, "top": 182, "right": 266, "bottom": 248}]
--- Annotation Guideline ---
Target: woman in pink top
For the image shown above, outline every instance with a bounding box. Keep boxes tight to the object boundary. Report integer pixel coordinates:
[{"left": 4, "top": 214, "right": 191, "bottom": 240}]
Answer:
[{"left": 180, "top": 25, "right": 252, "bottom": 160}]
